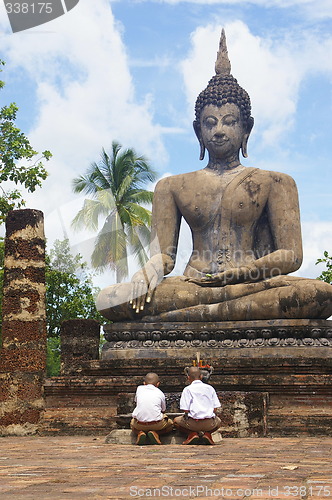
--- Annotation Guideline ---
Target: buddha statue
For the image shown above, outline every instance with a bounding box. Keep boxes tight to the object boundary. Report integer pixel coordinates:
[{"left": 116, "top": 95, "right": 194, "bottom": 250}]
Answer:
[{"left": 97, "top": 30, "right": 332, "bottom": 323}]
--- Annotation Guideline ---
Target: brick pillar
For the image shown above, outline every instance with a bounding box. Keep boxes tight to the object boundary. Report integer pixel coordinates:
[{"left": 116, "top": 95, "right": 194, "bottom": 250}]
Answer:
[
  {"left": 60, "top": 319, "right": 100, "bottom": 375},
  {"left": 0, "top": 209, "right": 46, "bottom": 436}
]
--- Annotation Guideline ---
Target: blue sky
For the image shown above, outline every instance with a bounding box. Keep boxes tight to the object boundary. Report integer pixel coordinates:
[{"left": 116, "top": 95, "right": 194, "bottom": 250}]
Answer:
[{"left": 0, "top": 0, "right": 332, "bottom": 286}]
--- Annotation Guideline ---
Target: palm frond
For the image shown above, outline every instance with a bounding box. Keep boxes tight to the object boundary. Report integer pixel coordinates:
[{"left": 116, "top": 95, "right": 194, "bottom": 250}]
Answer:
[
  {"left": 121, "top": 204, "right": 152, "bottom": 228},
  {"left": 95, "top": 188, "right": 117, "bottom": 212},
  {"left": 72, "top": 141, "right": 159, "bottom": 280},
  {"left": 71, "top": 199, "right": 107, "bottom": 231},
  {"left": 72, "top": 172, "right": 99, "bottom": 196}
]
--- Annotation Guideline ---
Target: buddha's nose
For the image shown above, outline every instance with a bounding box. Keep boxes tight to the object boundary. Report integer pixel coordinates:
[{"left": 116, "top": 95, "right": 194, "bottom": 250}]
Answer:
[
  {"left": 214, "top": 123, "right": 227, "bottom": 137},
  {"left": 214, "top": 130, "right": 226, "bottom": 139}
]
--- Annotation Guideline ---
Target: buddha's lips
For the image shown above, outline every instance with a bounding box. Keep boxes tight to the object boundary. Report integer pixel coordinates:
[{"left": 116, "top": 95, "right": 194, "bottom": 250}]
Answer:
[{"left": 210, "top": 139, "right": 229, "bottom": 146}]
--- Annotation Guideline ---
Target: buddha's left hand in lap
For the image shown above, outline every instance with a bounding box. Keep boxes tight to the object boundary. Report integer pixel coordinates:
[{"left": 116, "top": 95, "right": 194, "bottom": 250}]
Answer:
[{"left": 187, "top": 266, "right": 254, "bottom": 287}]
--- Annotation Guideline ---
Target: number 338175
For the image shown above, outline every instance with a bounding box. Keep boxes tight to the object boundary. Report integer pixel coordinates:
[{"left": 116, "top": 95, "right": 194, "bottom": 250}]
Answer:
[{"left": 5, "top": 3, "right": 53, "bottom": 14}]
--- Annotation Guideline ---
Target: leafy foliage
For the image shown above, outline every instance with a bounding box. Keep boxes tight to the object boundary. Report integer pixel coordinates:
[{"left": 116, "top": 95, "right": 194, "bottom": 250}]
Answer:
[
  {"left": 0, "top": 60, "right": 51, "bottom": 223},
  {"left": 46, "top": 239, "right": 105, "bottom": 375},
  {"left": 316, "top": 251, "right": 332, "bottom": 285},
  {"left": 72, "top": 141, "right": 157, "bottom": 282},
  {"left": 0, "top": 238, "right": 4, "bottom": 346}
]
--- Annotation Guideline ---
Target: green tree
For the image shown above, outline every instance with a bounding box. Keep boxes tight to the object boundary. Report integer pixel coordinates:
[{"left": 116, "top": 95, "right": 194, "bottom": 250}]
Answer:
[
  {"left": 46, "top": 239, "right": 104, "bottom": 376},
  {"left": 0, "top": 60, "right": 51, "bottom": 223},
  {"left": 72, "top": 141, "right": 157, "bottom": 282},
  {"left": 0, "top": 237, "right": 4, "bottom": 347},
  {"left": 316, "top": 251, "right": 332, "bottom": 284}
]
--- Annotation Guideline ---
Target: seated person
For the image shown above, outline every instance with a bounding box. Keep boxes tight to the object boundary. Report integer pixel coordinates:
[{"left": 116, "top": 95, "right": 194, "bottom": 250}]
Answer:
[
  {"left": 97, "top": 30, "right": 332, "bottom": 323},
  {"left": 174, "top": 366, "right": 221, "bottom": 445},
  {"left": 131, "top": 372, "right": 173, "bottom": 445}
]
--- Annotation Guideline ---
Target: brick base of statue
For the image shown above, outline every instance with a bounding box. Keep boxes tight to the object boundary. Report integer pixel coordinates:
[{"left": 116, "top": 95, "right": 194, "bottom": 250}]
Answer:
[{"left": 39, "top": 318, "right": 332, "bottom": 437}]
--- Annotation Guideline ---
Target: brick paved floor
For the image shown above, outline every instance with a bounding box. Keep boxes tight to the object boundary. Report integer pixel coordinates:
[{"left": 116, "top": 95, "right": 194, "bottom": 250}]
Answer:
[{"left": 0, "top": 436, "right": 331, "bottom": 499}]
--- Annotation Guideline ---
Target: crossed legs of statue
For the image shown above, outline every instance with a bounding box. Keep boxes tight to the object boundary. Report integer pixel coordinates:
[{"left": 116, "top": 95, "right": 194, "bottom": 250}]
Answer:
[{"left": 97, "top": 275, "right": 332, "bottom": 322}]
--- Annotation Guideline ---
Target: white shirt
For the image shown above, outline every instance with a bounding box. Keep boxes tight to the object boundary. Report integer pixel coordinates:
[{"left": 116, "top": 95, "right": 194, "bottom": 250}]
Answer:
[
  {"left": 132, "top": 384, "right": 166, "bottom": 422},
  {"left": 179, "top": 380, "right": 221, "bottom": 419}
]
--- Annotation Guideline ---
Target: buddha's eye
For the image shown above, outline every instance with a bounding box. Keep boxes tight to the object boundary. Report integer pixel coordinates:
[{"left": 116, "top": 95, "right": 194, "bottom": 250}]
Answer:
[
  {"left": 204, "top": 116, "right": 217, "bottom": 128},
  {"left": 223, "top": 114, "right": 238, "bottom": 126}
]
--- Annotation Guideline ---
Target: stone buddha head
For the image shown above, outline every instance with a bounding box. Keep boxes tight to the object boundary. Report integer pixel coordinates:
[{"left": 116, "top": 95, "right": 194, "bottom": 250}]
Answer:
[{"left": 193, "top": 29, "right": 254, "bottom": 161}]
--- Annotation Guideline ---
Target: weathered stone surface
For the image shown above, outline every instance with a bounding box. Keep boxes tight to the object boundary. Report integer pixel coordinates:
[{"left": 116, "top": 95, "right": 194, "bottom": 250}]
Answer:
[
  {"left": 39, "top": 407, "right": 118, "bottom": 436},
  {"left": 0, "top": 408, "right": 42, "bottom": 426},
  {"left": 101, "top": 319, "right": 332, "bottom": 359},
  {"left": 40, "top": 375, "right": 119, "bottom": 435},
  {"left": 1, "top": 319, "right": 47, "bottom": 343},
  {"left": 104, "top": 428, "right": 223, "bottom": 445},
  {"left": 5, "top": 209, "right": 44, "bottom": 238},
  {"left": 49, "top": 317, "right": 332, "bottom": 437},
  {"left": 0, "top": 347, "right": 46, "bottom": 372},
  {"left": 41, "top": 343, "right": 332, "bottom": 436},
  {"left": 0, "top": 209, "right": 46, "bottom": 436},
  {"left": 2, "top": 435, "right": 332, "bottom": 496},
  {"left": 4, "top": 266, "right": 45, "bottom": 284},
  {"left": 4, "top": 238, "right": 45, "bottom": 262},
  {"left": 216, "top": 391, "right": 268, "bottom": 437},
  {"left": 60, "top": 319, "right": 100, "bottom": 375},
  {"left": 2, "top": 288, "right": 44, "bottom": 318}
]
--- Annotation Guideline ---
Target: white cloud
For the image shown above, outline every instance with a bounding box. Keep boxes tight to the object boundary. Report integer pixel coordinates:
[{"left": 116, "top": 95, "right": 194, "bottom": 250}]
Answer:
[
  {"left": 180, "top": 20, "right": 332, "bottom": 146},
  {"left": 0, "top": 0, "right": 169, "bottom": 252}
]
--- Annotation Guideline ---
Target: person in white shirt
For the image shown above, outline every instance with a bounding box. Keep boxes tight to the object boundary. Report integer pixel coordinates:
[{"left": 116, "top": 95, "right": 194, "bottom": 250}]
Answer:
[
  {"left": 131, "top": 372, "right": 174, "bottom": 445},
  {"left": 174, "top": 366, "right": 221, "bottom": 445}
]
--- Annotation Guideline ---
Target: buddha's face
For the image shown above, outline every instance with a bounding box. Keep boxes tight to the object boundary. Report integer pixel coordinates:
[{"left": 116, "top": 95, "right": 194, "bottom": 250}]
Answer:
[{"left": 199, "top": 103, "right": 246, "bottom": 160}]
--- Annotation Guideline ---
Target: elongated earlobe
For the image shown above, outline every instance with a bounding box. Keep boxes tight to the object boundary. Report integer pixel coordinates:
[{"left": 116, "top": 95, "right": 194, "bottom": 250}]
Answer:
[
  {"left": 199, "top": 142, "right": 206, "bottom": 161},
  {"left": 193, "top": 120, "right": 205, "bottom": 161},
  {"left": 241, "top": 135, "right": 249, "bottom": 158},
  {"left": 241, "top": 117, "right": 254, "bottom": 158}
]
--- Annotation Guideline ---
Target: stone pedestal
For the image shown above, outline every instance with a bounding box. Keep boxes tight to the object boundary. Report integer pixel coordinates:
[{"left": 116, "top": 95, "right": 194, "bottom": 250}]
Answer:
[
  {"left": 101, "top": 319, "right": 332, "bottom": 359},
  {"left": 98, "top": 319, "right": 332, "bottom": 436},
  {"left": 40, "top": 319, "right": 332, "bottom": 436}
]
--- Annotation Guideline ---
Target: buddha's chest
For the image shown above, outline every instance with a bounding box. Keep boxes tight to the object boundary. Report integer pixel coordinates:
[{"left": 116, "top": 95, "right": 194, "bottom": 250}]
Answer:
[{"left": 174, "top": 177, "right": 269, "bottom": 229}]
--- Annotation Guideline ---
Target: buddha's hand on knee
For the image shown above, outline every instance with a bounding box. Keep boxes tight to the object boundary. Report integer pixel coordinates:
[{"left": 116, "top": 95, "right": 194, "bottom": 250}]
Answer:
[{"left": 130, "top": 265, "right": 160, "bottom": 313}]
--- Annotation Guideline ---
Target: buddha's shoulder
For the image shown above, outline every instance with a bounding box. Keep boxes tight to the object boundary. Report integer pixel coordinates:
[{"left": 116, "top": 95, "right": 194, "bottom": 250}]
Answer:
[
  {"left": 154, "top": 171, "right": 203, "bottom": 190},
  {"left": 253, "top": 168, "right": 297, "bottom": 186}
]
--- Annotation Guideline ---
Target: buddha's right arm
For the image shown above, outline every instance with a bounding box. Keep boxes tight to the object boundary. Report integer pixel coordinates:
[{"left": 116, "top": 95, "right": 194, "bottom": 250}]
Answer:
[{"left": 130, "top": 177, "right": 181, "bottom": 312}]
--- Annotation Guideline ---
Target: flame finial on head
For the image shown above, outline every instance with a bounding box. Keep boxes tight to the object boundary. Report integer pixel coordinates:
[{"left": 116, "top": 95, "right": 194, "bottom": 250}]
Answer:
[{"left": 215, "top": 28, "right": 231, "bottom": 76}]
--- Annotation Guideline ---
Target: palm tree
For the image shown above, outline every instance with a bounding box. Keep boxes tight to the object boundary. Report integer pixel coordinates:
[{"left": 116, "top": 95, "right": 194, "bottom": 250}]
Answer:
[{"left": 72, "top": 141, "right": 157, "bottom": 282}]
